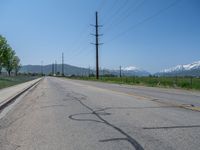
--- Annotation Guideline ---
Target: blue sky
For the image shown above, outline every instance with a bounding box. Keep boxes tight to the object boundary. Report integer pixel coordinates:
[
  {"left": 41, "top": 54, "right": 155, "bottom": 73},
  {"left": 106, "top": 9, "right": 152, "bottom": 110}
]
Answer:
[{"left": 0, "top": 0, "right": 199, "bottom": 73}]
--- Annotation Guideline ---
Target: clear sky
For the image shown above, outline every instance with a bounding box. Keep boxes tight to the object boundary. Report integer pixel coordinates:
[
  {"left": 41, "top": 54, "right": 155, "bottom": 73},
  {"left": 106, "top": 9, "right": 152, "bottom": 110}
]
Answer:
[{"left": 0, "top": 0, "right": 199, "bottom": 73}]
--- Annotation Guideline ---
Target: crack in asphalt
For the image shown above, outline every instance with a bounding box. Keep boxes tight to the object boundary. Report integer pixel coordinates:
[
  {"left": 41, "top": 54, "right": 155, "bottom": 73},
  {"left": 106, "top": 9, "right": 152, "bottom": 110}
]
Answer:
[
  {"left": 94, "top": 105, "right": 177, "bottom": 113},
  {"left": 40, "top": 104, "right": 68, "bottom": 109},
  {"left": 143, "top": 125, "right": 200, "bottom": 130},
  {"left": 69, "top": 113, "right": 104, "bottom": 123},
  {"left": 67, "top": 92, "right": 144, "bottom": 150}
]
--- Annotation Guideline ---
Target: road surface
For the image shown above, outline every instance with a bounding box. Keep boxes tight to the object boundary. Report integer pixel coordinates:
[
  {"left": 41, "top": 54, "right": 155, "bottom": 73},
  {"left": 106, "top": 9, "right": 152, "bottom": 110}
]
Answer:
[{"left": 0, "top": 77, "right": 200, "bottom": 150}]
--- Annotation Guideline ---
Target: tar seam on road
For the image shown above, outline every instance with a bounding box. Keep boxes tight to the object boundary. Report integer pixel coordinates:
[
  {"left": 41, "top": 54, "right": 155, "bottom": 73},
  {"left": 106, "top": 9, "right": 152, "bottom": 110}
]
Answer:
[{"left": 67, "top": 92, "right": 144, "bottom": 150}]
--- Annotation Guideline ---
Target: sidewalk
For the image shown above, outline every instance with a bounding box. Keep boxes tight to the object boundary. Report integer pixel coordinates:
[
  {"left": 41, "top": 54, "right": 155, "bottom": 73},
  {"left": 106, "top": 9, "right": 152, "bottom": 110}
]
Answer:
[{"left": 0, "top": 78, "right": 42, "bottom": 108}]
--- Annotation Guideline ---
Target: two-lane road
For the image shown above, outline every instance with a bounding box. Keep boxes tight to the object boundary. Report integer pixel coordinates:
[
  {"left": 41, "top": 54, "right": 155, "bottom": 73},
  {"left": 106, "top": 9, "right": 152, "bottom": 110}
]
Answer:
[{"left": 0, "top": 77, "right": 200, "bottom": 150}]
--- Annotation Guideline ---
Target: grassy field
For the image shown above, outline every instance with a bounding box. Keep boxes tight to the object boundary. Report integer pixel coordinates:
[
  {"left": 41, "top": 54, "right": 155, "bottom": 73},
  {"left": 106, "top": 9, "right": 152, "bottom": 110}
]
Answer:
[
  {"left": 69, "top": 76, "right": 200, "bottom": 90},
  {"left": 0, "top": 76, "right": 39, "bottom": 89}
]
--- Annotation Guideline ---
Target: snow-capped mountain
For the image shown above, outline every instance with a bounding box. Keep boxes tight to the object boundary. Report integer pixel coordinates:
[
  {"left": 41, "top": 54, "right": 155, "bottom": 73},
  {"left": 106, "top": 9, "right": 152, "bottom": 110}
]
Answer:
[
  {"left": 122, "top": 66, "right": 148, "bottom": 72},
  {"left": 162, "top": 61, "right": 200, "bottom": 73},
  {"left": 122, "top": 66, "right": 138, "bottom": 71},
  {"left": 157, "top": 61, "right": 200, "bottom": 76},
  {"left": 111, "top": 66, "right": 150, "bottom": 76}
]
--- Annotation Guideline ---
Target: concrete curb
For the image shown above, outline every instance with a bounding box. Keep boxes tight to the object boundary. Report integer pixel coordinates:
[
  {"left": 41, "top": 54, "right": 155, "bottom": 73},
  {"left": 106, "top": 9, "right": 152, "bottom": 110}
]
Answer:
[{"left": 0, "top": 78, "right": 43, "bottom": 111}]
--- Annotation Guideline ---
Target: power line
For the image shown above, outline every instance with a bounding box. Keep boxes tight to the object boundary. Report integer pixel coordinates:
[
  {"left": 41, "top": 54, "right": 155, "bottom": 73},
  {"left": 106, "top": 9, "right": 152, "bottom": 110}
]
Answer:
[
  {"left": 101, "top": 0, "right": 121, "bottom": 24},
  {"left": 70, "top": 0, "right": 180, "bottom": 64},
  {"left": 66, "top": 43, "right": 90, "bottom": 62},
  {"left": 106, "top": 0, "right": 181, "bottom": 43},
  {"left": 102, "top": 0, "right": 131, "bottom": 26},
  {"left": 65, "top": 10, "right": 97, "bottom": 63},
  {"left": 65, "top": 3, "right": 104, "bottom": 63},
  {"left": 64, "top": 1, "right": 106, "bottom": 65},
  {"left": 64, "top": 31, "right": 90, "bottom": 65},
  {"left": 97, "top": 0, "right": 107, "bottom": 13},
  {"left": 104, "top": 0, "right": 146, "bottom": 33},
  {"left": 66, "top": 47, "right": 93, "bottom": 65},
  {"left": 66, "top": 25, "right": 90, "bottom": 59}
]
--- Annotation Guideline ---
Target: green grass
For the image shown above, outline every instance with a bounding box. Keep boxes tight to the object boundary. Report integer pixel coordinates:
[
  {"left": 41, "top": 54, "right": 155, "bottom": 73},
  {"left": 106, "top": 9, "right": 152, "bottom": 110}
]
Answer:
[
  {"left": 0, "top": 76, "right": 39, "bottom": 89},
  {"left": 68, "top": 76, "right": 200, "bottom": 90}
]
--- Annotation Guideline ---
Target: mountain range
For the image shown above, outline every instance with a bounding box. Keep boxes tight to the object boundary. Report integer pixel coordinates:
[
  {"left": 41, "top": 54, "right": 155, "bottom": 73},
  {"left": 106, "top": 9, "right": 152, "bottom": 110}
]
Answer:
[
  {"left": 156, "top": 61, "right": 200, "bottom": 77},
  {"left": 20, "top": 60, "right": 200, "bottom": 77},
  {"left": 20, "top": 64, "right": 150, "bottom": 76},
  {"left": 20, "top": 64, "right": 89, "bottom": 76}
]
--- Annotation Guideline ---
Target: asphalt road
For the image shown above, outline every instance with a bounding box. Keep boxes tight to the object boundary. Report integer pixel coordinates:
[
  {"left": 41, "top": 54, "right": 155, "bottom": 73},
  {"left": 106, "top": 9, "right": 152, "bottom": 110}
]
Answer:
[{"left": 0, "top": 77, "right": 200, "bottom": 150}]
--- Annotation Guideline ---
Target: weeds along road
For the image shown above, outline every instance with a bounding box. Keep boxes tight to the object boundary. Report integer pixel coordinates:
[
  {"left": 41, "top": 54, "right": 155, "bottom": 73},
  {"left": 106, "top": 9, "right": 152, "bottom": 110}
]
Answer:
[{"left": 0, "top": 77, "right": 200, "bottom": 150}]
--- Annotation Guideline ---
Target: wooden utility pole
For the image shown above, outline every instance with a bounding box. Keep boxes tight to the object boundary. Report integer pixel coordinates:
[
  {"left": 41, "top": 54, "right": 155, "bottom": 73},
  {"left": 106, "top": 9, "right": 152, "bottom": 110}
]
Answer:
[
  {"left": 120, "top": 66, "right": 122, "bottom": 77},
  {"left": 62, "top": 52, "right": 64, "bottom": 76},
  {"left": 55, "top": 60, "right": 57, "bottom": 75},
  {"left": 95, "top": 12, "right": 99, "bottom": 79},
  {"left": 88, "top": 66, "right": 91, "bottom": 77},
  {"left": 91, "top": 11, "right": 103, "bottom": 80},
  {"left": 52, "top": 63, "right": 54, "bottom": 75},
  {"left": 41, "top": 61, "right": 43, "bottom": 75}
]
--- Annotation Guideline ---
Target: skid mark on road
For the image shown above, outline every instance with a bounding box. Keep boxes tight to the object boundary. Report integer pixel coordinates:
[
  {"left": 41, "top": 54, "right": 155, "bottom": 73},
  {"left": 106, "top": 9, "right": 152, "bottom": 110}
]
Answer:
[{"left": 66, "top": 91, "right": 144, "bottom": 150}]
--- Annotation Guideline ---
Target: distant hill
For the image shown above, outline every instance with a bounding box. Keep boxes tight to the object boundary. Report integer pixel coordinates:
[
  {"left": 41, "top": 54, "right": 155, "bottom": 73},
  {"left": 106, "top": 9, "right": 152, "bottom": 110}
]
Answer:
[
  {"left": 156, "top": 61, "right": 200, "bottom": 77},
  {"left": 20, "top": 64, "right": 150, "bottom": 76},
  {"left": 20, "top": 64, "right": 91, "bottom": 76},
  {"left": 20, "top": 61, "right": 200, "bottom": 77}
]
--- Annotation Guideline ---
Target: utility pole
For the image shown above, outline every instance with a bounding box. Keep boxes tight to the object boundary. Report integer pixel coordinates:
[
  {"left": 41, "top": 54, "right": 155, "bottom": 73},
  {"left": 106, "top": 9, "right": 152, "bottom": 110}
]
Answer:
[
  {"left": 120, "top": 66, "right": 122, "bottom": 77},
  {"left": 55, "top": 60, "right": 57, "bottom": 75},
  {"left": 91, "top": 11, "right": 103, "bottom": 80},
  {"left": 52, "top": 62, "right": 54, "bottom": 75},
  {"left": 41, "top": 61, "right": 43, "bottom": 75},
  {"left": 62, "top": 52, "right": 64, "bottom": 76},
  {"left": 88, "top": 66, "right": 91, "bottom": 77},
  {"left": 95, "top": 12, "right": 99, "bottom": 79}
]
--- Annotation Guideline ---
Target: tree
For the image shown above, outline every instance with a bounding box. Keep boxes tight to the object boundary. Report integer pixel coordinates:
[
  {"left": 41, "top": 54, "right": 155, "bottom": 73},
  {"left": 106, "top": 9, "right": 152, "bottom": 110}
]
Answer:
[
  {"left": 0, "top": 35, "right": 21, "bottom": 76},
  {"left": 13, "top": 56, "right": 21, "bottom": 76},
  {"left": 2, "top": 47, "right": 15, "bottom": 76},
  {"left": 0, "top": 35, "right": 8, "bottom": 74}
]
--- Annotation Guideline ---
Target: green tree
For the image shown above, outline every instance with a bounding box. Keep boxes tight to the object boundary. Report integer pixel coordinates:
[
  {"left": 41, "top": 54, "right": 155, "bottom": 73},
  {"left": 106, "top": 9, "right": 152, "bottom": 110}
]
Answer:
[
  {"left": 2, "top": 47, "right": 15, "bottom": 76},
  {"left": 0, "top": 35, "right": 8, "bottom": 74},
  {"left": 13, "top": 55, "right": 21, "bottom": 76},
  {"left": 0, "top": 35, "right": 21, "bottom": 76}
]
